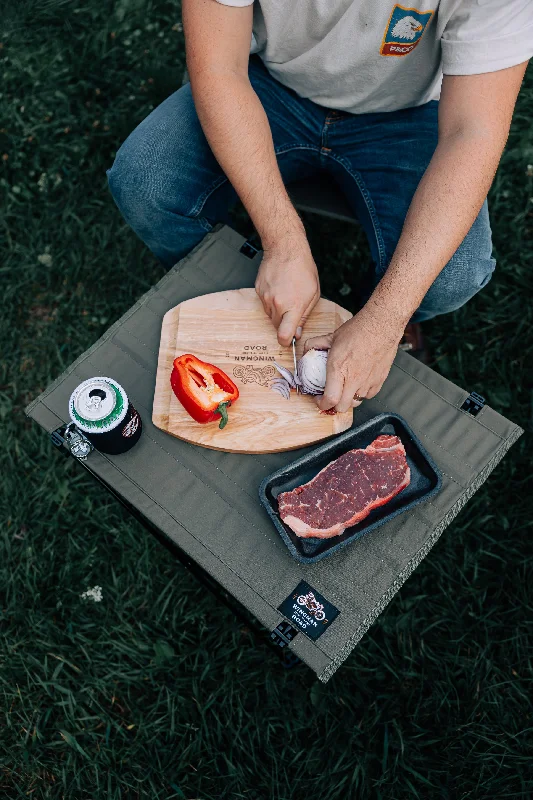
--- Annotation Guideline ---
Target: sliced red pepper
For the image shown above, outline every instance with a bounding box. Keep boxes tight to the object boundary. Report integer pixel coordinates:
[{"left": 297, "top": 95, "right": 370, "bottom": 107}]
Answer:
[{"left": 170, "top": 354, "right": 239, "bottom": 429}]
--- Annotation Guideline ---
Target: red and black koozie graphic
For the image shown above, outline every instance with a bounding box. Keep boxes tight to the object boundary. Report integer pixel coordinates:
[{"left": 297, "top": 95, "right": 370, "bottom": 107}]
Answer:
[{"left": 85, "top": 402, "right": 142, "bottom": 455}]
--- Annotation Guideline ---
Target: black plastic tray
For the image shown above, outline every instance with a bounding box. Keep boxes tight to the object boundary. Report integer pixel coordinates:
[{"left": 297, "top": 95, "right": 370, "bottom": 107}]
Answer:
[{"left": 258, "top": 413, "right": 442, "bottom": 563}]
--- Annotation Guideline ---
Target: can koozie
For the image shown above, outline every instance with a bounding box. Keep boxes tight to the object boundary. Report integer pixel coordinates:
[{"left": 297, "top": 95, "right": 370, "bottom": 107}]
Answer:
[{"left": 69, "top": 377, "right": 142, "bottom": 455}]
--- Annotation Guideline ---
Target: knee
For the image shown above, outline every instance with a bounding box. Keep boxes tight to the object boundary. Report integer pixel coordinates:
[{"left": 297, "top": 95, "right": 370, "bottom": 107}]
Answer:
[
  {"left": 413, "top": 202, "right": 495, "bottom": 321},
  {"left": 107, "top": 130, "right": 159, "bottom": 230},
  {"left": 107, "top": 88, "right": 197, "bottom": 229},
  {"left": 414, "top": 253, "right": 496, "bottom": 321}
]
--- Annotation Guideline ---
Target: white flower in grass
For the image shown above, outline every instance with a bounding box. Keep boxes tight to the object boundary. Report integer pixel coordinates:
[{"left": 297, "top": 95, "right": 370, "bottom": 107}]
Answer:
[
  {"left": 339, "top": 282, "right": 351, "bottom": 296},
  {"left": 80, "top": 585, "right": 103, "bottom": 602},
  {"left": 37, "top": 253, "right": 53, "bottom": 267}
]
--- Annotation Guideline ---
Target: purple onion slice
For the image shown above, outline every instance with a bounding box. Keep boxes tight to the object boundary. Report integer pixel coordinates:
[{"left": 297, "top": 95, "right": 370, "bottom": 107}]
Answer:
[
  {"left": 270, "top": 378, "right": 291, "bottom": 400},
  {"left": 273, "top": 362, "right": 297, "bottom": 387}
]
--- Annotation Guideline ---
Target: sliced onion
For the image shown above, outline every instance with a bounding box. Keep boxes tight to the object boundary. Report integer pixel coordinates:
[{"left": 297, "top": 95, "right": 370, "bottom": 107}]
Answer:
[
  {"left": 270, "top": 378, "right": 291, "bottom": 399},
  {"left": 274, "top": 362, "right": 297, "bottom": 387},
  {"left": 274, "top": 349, "right": 329, "bottom": 396}
]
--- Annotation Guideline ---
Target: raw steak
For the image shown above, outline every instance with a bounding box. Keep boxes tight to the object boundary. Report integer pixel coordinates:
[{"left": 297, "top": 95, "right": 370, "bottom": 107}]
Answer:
[{"left": 278, "top": 435, "right": 410, "bottom": 538}]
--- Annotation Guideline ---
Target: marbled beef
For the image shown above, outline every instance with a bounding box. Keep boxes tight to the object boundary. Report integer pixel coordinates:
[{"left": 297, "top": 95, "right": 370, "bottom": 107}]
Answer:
[{"left": 278, "top": 435, "right": 410, "bottom": 538}]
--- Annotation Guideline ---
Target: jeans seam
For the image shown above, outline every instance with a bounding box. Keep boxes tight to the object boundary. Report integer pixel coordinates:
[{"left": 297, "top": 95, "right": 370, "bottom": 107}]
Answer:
[
  {"left": 190, "top": 174, "right": 228, "bottom": 218},
  {"left": 196, "top": 216, "right": 215, "bottom": 233},
  {"left": 189, "top": 144, "right": 321, "bottom": 218},
  {"left": 274, "top": 143, "right": 321, "bottom": 156},
  {"left": 319, "top": 151, "right": 387, "bottom": 270}
]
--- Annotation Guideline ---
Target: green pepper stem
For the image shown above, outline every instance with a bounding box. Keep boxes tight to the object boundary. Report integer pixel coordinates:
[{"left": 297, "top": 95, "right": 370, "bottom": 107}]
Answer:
[{"left": 216, "top": 401, "right": 230, "bottom": 429}]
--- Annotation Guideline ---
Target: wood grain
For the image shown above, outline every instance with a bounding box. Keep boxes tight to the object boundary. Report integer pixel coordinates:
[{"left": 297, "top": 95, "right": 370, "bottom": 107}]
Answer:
[{"left": 152, "top": 289, "right": 352, "bottom": 453}]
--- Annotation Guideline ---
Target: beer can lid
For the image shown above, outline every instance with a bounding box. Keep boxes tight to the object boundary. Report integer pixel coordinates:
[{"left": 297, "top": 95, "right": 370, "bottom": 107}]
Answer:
[{"left": 69, "top": 377, "right": 128, "bottom": 433}]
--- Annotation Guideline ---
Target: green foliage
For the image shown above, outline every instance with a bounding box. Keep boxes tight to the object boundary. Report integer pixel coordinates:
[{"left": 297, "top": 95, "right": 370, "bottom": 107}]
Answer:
[{"left": 1, "top": 2, "right": 532, "bottom": 798}]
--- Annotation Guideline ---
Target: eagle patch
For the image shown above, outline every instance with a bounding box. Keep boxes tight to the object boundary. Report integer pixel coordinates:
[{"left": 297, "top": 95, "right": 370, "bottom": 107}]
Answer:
[{"left": 380, "top": 5, "right": 434, "bottom": 57}]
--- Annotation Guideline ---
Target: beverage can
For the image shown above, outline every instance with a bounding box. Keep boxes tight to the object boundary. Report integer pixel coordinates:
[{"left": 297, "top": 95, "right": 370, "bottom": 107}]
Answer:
[{"left": 68, "top": 377, "right": 142, "bottom": 454}]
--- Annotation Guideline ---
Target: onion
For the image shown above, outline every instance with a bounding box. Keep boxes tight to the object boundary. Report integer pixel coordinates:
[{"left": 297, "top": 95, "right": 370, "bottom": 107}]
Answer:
[
  {"left": 270, "top": 377, "right": 291, "bottom": 400},
  {"left": 274, "top": 348, "right": 328, "bottom": 397},
  {"left": 297, "top": 348, "right": 328, "bottom": 395},
  {"left": 273, "top": 362, "right": 297, "bottom": 388}
]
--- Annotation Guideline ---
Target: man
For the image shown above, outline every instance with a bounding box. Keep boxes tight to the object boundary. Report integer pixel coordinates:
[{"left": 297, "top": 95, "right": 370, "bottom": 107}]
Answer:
[{"left": 107, "top": 0, "right": 532, "bottom": 413}]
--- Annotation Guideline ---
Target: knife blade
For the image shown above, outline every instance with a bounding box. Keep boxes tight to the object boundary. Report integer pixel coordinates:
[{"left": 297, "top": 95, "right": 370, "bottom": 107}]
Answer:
[{"left": 292, "top": 336, "right": 299, "bottom": 394}]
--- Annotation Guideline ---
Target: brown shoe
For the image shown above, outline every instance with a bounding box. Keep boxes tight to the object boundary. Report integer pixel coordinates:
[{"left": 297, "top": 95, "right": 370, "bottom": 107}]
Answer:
[{"left": 399, "top": 322, "right": 430, "bottom": 364}]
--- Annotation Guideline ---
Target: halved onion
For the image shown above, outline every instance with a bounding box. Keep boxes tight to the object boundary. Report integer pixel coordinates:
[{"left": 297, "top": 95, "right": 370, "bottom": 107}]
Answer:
[
  {"left": 274, "top": 348, "right": 329, "bottom": 397},
  {"left": 297, "top": 348, "right": 328, "bottom": 395}
]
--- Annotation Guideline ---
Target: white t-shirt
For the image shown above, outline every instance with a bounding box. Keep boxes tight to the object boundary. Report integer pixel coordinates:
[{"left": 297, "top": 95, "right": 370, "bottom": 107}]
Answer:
[{"left": 215, "top": 0, "right": 533, "bottom": 113}]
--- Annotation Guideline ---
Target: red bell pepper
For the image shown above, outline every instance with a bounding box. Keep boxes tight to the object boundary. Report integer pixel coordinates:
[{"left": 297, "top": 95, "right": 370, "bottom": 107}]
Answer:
[{"left": 170, "top": 354, "right": 239, "bottom": 429}]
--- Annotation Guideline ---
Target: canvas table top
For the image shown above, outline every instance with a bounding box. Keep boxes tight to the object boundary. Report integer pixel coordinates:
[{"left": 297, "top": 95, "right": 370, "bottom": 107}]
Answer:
[{"left": 26, "top": 225, "right": 523, "bottom": 682}]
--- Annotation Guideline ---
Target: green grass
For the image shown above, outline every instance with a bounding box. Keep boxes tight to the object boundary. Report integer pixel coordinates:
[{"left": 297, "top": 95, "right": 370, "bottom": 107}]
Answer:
[{"left": 1, "top": 1, "right": 532, "bottom": 798}]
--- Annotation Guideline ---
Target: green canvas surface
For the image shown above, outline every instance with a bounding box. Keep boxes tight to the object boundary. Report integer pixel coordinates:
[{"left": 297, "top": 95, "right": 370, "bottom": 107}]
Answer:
[{"left": 26, "top": 225, "right": 523, "bottom": 682}]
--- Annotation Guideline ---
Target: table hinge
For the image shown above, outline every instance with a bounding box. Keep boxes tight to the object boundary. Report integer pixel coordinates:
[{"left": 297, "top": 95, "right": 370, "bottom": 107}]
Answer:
[{"left": 460, "top": 391, "right": 486, "bottom": 416}]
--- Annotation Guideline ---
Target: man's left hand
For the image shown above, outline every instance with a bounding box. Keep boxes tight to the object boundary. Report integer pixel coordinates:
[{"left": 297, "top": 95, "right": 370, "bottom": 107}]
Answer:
[{"left": 304, "top": 306, "right": 404, "bottom": 412}]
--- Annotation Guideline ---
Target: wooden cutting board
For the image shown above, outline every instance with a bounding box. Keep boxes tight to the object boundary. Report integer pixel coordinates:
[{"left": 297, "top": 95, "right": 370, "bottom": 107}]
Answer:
[{"left": 152, "top": 289, "right": 352, "bottom": 453}]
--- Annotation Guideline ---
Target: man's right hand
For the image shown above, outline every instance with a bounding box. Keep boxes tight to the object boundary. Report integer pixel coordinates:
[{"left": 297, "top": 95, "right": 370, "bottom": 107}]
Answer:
[{"left": 255, "top": 233, "right": 321, "bottom": 346}]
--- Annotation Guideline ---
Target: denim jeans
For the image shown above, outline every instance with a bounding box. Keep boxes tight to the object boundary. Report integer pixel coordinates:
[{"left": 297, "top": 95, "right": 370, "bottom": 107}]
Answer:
[{"left": 107, "top": 56, "right": 495, "bottom": 322}]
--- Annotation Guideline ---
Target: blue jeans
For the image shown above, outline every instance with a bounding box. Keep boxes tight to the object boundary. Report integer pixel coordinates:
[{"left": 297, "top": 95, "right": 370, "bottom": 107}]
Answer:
[{"left": 107, "top": 56, "right": 495, "bottom": 322}]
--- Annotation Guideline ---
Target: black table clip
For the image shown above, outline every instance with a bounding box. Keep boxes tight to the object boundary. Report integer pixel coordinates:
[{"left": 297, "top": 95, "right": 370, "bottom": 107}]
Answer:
[
  {"left": 51, "top": 424, "right": 69, "bottom": 455},
  {"left": 270, "top": 621, "right": 300, "bottom": 668},
  {"left": 461, "top": 392, "right": 486, "bottom": 417},
  {"left": 239, "top": 240, "right": 259, "bottom": 259}
]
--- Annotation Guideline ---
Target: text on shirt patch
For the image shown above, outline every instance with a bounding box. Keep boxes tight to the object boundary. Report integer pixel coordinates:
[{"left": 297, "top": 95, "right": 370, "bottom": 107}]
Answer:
[{"left": 380, "top": 4, "right": 434, "bottom": 57}]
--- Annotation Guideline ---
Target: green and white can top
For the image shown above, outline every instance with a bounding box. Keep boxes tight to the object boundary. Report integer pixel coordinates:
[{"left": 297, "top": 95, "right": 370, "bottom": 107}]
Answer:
[{"left": 69, "top": 377, "right": 128, "bottom": 434}]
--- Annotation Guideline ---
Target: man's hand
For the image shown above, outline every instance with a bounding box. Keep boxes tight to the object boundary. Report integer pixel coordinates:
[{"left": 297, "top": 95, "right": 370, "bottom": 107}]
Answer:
[
  {"left": 305, "top": 305, "right": 404, "bottom": 412},
  {"left": 255, "top": 235, "right": 320, "bottom": 346}
]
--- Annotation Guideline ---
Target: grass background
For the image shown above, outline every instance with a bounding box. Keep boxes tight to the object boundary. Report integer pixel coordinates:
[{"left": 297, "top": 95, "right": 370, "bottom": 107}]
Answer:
[{"left": 1, "top": 1, "right": 532, "bottom": 798}]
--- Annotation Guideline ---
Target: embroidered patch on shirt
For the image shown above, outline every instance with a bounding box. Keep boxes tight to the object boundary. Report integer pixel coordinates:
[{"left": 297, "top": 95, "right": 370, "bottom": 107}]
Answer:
[
  {"left": 277, "top": 581, "right": 339, "bottom": 641},
  {"left": 380, "top": 4, "right": 434, "bottom": 57}
]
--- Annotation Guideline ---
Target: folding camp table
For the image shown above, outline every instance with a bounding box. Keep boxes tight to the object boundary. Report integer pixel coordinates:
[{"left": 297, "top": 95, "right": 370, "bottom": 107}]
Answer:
[{"left": 26, "top": 224, "right": 523, "bottom": 682}]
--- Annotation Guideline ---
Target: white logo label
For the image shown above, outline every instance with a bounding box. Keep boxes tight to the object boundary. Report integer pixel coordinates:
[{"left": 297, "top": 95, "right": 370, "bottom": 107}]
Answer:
[{"left": 122, "top": 411, "right": 139, "bottom": 438}]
